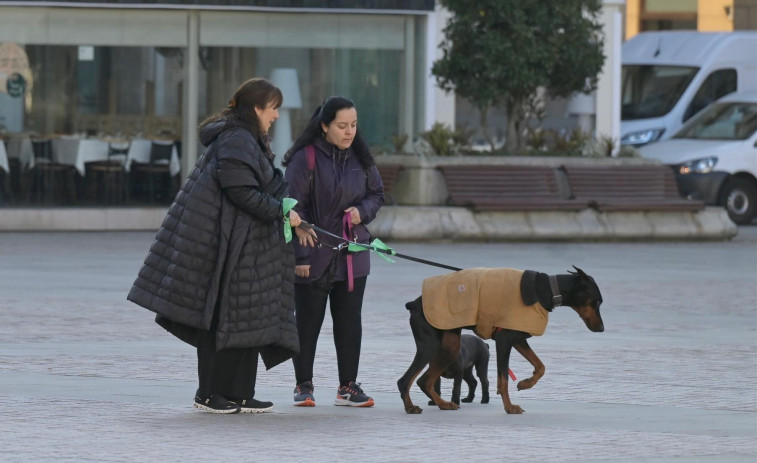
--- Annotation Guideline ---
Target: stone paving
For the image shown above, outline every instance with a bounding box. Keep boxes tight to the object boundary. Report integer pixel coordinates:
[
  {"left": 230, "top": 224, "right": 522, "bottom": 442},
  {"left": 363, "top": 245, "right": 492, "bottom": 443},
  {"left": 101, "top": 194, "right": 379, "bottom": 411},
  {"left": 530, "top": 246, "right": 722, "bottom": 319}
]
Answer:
[{"left": 0, "top": 228, "right": 755, "bottom": 462}]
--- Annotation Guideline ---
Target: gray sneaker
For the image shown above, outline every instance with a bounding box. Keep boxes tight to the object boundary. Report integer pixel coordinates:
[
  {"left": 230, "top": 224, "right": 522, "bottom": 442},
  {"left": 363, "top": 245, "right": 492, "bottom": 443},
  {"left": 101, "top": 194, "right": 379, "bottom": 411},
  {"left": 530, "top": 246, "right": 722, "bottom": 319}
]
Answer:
[
  {"left": 293, "top": 381, "right": 316, "bottom": 407},
  {"left": 334, "top": 381, "right": 374, "bottom": 407}
]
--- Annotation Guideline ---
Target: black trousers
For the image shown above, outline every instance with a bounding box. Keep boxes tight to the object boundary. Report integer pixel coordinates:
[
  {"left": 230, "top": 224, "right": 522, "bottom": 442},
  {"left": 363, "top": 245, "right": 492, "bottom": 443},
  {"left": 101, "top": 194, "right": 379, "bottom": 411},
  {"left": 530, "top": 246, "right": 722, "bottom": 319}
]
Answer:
[
  {"left": 292, "top": 277, "right": 367, "bottom": 387},
  {"left": 196, "top": 329, "right": 258, "bottom": 401}
]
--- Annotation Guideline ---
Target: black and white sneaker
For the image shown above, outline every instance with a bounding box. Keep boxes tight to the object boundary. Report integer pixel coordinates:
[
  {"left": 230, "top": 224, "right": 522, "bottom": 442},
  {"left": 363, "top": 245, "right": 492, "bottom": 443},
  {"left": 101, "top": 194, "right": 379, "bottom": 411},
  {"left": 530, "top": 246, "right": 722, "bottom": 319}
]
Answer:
[
  {"left": 194, "top": 393, "right": 241, "bottom": 414},
  {"left": 239, "top": 398, "right": 273, "bottom": 413},
  {"left": 334, "top": 381, "right": 374, "bottom": 407}
]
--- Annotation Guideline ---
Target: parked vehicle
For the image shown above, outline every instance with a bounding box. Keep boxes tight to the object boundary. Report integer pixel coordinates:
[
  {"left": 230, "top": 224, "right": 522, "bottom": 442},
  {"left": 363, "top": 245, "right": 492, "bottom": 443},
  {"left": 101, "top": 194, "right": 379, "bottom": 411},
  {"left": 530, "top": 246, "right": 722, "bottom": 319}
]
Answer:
[
  {"left": 639, "top": 92, "right": 757, "bottom": 225},
  {"left": 621, "top": 31, "right": 757, "bottom": 148}
]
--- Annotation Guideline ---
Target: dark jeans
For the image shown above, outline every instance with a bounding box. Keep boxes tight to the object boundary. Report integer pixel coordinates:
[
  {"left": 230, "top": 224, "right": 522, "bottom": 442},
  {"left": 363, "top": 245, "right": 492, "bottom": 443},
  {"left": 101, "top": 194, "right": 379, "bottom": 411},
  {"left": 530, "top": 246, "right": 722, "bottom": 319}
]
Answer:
[
  {"left": 196, "top": 329, "right": 258, "bottom": 401},
  {"left": 292, "top": 277, "right": 367, "bottom": 387}
]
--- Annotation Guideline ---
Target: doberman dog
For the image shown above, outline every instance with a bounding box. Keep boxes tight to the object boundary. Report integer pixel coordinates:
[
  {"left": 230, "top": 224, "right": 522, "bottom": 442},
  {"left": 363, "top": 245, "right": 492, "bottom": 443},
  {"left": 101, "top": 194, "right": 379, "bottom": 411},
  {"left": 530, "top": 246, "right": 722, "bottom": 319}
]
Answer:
[
  {"left": 424, "top": 334, "right": 490, "bottom": 406},
  {"left": 398, "top": 266, "right": 604, "bottom": 415}
]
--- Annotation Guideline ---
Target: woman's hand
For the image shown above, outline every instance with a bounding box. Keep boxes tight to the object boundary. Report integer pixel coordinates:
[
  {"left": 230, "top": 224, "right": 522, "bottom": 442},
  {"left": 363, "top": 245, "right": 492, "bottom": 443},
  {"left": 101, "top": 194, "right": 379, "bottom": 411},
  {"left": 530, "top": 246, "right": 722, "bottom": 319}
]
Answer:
[
  {"left": 295, "top": 265, "right": 311, "bottom": 278},
  {"left": 344, "top": 206, "right": 362, "bottom": 225},
  {"left": 288, "top": 210, "right": 302, "bottom": 228},
  {"left": 295, "top": 226, "right": 317, "bottom": 247}
]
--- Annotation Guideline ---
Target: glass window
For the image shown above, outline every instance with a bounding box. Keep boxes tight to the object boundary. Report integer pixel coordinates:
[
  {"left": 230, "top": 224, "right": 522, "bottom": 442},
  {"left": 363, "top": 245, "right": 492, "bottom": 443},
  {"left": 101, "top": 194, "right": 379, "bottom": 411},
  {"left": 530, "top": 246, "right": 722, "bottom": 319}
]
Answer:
[
  {"left": 11, "top": 44, "right": 182, "bottom": 139},
  {"left": 683, "top": 69, "right": 737, "bottom": 122},
  {"left": 675, "top": 102, "right": 757, "bottom": 140},
  {"left": 640, "top": 18, "right": 697, "bottom": 32},
  {"left": 197, "top": 46, "right": 402, "bottom": 151},
  {"left": 644, "top": 0, "right": 697, "bottom": 14},
  {"left": 0, "top": 44, "right": 182, "bottom": 207},
  {"left": 621, "top": 65, "right": 699, "bottom": 119}
]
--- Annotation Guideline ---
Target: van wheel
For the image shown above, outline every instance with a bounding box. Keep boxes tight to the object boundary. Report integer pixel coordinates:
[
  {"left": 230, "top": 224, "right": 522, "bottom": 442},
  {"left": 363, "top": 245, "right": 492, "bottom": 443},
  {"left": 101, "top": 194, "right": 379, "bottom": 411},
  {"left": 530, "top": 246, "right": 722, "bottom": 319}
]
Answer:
[{"left": 721, "top": 178, "right": 757, "bottom": 225}]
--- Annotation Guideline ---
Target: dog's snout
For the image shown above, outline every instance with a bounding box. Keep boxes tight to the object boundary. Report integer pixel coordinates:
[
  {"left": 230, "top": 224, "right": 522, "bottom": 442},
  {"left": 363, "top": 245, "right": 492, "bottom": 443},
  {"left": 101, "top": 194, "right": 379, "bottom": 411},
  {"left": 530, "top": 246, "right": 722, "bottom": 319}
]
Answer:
[{"left": 588, "top": 318, "right": 604, "bottom": 332}]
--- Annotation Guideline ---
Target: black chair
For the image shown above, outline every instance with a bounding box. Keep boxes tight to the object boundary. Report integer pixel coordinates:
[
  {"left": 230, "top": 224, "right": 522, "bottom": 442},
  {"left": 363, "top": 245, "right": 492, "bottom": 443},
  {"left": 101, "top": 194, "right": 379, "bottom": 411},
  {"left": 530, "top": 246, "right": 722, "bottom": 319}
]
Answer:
[
  {"left": 131, "top": 141, "right": 175, "bottom": 203},
  {"left": 26, "top": 139, "right": 78, "bottom": 205},
  {"left": 86, "top": 141, "right": 130, "bottom": 205}
]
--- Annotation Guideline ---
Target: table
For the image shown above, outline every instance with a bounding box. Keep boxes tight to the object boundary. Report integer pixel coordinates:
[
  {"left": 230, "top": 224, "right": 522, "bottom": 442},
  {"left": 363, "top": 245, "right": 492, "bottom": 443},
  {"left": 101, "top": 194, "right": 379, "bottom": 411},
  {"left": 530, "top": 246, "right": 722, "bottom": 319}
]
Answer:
[
  {"left": 5, "top": 137, "right": 33, "bottom": 168},
  {"left": 0, "top": 140, "right": 8, "bottom": 173},
  {"left": 3, "top": 136, "right": 181, "bottom": 177},
  {"left": 53, "top": 137, "right": 110, "bottom": 176},
  {"left": 126, "top": 139, "right": 181, "bottom": 177}
]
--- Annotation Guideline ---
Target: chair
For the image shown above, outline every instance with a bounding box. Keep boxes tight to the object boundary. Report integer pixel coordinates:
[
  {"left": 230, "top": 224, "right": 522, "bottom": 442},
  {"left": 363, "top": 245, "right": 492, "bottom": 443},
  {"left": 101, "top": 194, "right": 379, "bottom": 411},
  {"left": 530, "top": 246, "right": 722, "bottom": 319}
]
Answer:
[
  {"left": 131, "top": 140, "right": 175, "bottom": 203},
  {"left": 26, "top": 139, "right": 78, "bottom": 205},
  {"left": 86, "top": 141, "right": 130, "bottom": 205}
]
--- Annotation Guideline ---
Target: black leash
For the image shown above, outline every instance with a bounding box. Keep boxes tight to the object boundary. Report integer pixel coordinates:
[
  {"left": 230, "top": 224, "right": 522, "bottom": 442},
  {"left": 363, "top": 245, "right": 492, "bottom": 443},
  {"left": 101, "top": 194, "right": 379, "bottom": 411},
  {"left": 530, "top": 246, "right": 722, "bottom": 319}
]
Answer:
[{"left": 298, "top": 221, "right": 462, "bottom": 272}]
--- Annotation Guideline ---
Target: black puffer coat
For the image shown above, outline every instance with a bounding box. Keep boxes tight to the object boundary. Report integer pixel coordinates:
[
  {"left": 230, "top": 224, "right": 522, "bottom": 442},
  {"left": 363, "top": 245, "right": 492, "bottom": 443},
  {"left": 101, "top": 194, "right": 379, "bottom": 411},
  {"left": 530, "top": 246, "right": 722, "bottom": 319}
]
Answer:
[{"left": 127, "top": 120, "right": 298, "bottom": 369}]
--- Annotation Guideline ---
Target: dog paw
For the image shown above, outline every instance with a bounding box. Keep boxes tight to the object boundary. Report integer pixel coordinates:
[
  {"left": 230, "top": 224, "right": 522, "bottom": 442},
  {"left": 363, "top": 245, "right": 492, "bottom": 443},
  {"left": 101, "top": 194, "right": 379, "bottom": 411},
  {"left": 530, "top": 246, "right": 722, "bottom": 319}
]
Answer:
[
  {"left": 438, "top": 401, "right": 459, "bottom": 411},
  {"left": 481, "top": 397, "right": 489, "bottom": 404},
  {"left": 517, "top": 378, "right": 535, "bottom": 390},
  {"left": 505, "top": 404, "right": 524, "bottom": 414},
  {"left": 427, "top": 400, "right": 434, "bottom": 406},
  {"left": 461, "top": 397, "right": 474, "bottom": 403},
  {"left": 405, "top": 405, "right": 423, "bottom": 414}
]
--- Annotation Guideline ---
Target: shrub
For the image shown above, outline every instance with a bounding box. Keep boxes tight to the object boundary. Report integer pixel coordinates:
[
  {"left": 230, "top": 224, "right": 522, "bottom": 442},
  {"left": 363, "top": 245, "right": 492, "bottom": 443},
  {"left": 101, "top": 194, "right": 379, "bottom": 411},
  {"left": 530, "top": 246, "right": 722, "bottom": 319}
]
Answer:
[{"left": 419, "top": 122, "right": 470, "bottom": 156}]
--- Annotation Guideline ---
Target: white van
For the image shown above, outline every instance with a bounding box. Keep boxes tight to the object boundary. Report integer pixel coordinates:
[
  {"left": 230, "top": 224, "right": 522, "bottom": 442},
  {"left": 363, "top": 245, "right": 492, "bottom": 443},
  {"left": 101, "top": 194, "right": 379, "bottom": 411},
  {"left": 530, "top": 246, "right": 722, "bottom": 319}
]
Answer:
[
  {"left": 639, "top": 92, "right": 757, "bottom": 225},
  {"left": 620, "top": 31, "right": 757, "bottom": 148}
]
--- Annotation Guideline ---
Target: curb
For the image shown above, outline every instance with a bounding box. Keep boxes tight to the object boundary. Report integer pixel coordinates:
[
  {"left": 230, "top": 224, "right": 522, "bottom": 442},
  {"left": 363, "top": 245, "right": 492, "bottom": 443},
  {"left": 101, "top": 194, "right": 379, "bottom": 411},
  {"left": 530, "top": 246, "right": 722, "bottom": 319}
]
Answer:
[{"left": 370, "top": 206, "right": 738, "bottom": 241}]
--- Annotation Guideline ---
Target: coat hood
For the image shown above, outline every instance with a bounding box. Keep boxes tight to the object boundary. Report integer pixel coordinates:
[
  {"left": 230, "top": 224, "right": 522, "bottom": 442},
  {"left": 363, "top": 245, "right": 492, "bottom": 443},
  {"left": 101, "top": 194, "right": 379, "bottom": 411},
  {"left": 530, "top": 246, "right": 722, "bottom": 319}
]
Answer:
[{"left": 199, "top": 120, "right": 230, "bottom": 147}]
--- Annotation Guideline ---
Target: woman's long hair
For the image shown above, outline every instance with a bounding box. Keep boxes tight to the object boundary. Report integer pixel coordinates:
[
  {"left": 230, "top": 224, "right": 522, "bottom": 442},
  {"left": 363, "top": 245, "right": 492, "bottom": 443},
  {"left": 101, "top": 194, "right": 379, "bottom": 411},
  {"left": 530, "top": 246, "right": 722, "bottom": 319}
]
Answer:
[
  {"left": 199, "top": 78, "right": 282, "bottom": 137},
  {"left": 282, "top": 96, "right": 374, "bottom": 169}
]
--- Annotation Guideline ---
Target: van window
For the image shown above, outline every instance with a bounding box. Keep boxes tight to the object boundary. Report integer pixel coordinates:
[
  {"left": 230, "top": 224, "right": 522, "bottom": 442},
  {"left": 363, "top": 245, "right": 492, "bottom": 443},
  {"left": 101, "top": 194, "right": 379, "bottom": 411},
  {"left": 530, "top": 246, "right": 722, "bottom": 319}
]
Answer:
[
  {"left": 621, "top": 65, "right": 698, "bottom": 120},
  {"left": 682, "top": 69, "right": 737, "bottom": 122}
]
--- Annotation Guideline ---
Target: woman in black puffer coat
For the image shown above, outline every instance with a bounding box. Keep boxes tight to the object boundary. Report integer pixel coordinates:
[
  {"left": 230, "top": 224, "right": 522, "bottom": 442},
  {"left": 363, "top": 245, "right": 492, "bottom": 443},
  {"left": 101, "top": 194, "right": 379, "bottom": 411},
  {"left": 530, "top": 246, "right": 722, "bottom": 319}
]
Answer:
[{"left": 128, "top": 78, "right": 302, "bottom": 414}]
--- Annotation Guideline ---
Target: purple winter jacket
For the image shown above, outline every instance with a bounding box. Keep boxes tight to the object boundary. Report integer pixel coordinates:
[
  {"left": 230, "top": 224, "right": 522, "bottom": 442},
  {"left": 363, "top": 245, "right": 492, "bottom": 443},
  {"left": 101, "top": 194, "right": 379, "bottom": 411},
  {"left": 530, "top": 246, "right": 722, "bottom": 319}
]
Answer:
[{"left": 284, "top": 137, "right": 385, "bottom": 284}]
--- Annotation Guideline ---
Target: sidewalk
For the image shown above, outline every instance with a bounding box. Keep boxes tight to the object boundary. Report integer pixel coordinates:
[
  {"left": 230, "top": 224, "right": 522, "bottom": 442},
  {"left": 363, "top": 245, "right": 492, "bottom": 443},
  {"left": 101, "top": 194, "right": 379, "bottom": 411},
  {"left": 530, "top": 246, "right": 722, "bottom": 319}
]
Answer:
[{"left": 0, "top": 229, "right": 755, "bottom": 462}]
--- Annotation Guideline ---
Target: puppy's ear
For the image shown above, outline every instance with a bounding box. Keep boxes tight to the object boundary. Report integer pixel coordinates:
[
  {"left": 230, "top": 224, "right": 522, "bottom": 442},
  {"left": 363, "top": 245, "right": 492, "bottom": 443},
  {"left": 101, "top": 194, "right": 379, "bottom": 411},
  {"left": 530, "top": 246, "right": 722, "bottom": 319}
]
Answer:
[{"left": 569, "top": 265, "right": 587, "bottom": 276}]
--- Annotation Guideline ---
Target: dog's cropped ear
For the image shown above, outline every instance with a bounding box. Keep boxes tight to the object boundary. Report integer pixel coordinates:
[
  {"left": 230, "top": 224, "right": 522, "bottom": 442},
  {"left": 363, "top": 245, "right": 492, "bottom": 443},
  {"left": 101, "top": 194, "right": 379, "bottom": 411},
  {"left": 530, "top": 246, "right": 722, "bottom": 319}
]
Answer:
[{"left": 568, "top": 265, "right": 587, "bottom": 276}]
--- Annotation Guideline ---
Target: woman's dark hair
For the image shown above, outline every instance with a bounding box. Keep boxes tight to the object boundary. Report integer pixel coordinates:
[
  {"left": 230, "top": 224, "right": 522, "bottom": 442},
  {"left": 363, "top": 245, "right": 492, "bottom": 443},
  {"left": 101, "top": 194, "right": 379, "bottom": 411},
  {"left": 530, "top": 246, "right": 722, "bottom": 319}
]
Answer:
[
  {"left": 199, "top": 77, "right": 282, "bottom": 136},
  {"left": 282, "top": 95, "right": 374, "bottom": 169}
]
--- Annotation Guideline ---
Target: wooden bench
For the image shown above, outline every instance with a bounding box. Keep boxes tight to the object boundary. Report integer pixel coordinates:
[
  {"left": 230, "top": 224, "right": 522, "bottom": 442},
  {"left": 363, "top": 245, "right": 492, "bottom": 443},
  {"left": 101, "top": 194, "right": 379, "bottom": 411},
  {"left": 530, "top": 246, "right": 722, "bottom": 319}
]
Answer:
[
  {"left": 437, "top": 165, "right": 584, "bottom": 212},
  {"left": 562, "top": 165, "right": 705, "bottom": 212},
  {"left": 376, "top": 163, "right": 404, "bottom": 204}
]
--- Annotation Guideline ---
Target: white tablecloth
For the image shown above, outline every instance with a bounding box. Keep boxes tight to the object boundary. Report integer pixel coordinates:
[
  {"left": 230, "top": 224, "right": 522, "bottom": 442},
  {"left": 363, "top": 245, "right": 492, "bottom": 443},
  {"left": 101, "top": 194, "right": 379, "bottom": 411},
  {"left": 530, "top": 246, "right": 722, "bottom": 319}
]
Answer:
[
  {"left": 5, "top": 137, "right": 33, "bottom": 168},
  {"left": 53, "top": 138, "right": 110, "bottom": 176},
  {"left": 126, "top": 139, "right": 181, "bottom": 177},
  {"left": 3, "top": 137, "right": 180, "bottom": 177},
  {"left": 0, "top": 140, "right": 8, "bottom": 173}
]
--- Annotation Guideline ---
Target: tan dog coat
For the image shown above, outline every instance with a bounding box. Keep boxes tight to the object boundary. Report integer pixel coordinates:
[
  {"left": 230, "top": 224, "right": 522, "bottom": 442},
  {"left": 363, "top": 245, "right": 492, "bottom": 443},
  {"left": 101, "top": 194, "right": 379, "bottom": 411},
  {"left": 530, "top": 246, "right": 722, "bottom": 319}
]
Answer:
[{"left": 421, "top": 268, "right": 549, "bottom": 339}]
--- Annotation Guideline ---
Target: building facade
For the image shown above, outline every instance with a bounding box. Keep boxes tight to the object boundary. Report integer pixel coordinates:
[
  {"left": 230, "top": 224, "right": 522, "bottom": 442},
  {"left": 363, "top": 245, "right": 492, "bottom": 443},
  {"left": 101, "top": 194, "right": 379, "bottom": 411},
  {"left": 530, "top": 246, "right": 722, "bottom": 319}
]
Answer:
[
  {"left": 0, "top": 0, "right": 441, "bottom": 208},
  {"left": 624, "top": 0, "right": 757, "bottom": 38}
]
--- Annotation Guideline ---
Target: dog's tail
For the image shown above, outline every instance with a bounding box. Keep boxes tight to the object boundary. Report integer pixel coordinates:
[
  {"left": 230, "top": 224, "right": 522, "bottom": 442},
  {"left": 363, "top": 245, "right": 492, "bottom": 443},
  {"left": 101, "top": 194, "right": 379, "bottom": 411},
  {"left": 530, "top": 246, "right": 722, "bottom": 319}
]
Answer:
[{"left": 405, "top": 296, "right": 422, "bottom": 311}]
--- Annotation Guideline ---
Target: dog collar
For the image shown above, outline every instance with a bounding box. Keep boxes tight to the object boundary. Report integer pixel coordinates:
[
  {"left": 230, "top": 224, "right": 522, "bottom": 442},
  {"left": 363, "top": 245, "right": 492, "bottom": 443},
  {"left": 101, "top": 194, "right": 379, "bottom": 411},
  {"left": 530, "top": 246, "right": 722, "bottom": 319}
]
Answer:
[{"left": 549, "top": 275, "right": 563, "bottom": 307}]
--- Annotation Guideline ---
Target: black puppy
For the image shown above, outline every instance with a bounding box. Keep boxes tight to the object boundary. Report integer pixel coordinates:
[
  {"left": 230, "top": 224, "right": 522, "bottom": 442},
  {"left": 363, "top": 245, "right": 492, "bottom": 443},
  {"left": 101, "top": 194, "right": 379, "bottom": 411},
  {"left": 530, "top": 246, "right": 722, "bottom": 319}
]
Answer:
[
  {"left": 423, "top": 334, "right": 490, "bottom": 405},
  {"left": 398, "top": 266, "right": 604, "bottom": 415}
]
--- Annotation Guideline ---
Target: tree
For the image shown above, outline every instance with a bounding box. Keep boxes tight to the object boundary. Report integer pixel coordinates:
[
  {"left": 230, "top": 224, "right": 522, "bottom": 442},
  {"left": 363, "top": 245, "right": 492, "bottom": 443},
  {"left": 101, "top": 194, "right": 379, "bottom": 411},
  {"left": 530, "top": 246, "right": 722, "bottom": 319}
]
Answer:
[{"left": 432, "top": 0, "right": 605, "bottom": 153}]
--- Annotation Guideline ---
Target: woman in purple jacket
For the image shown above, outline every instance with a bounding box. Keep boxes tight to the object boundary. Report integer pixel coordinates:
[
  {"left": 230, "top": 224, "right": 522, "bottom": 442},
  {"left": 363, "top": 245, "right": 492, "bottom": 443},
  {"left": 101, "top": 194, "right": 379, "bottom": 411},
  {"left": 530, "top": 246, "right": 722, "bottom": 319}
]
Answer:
[{"left": 282, "top": 96, "right": 385, "bottom": 407}]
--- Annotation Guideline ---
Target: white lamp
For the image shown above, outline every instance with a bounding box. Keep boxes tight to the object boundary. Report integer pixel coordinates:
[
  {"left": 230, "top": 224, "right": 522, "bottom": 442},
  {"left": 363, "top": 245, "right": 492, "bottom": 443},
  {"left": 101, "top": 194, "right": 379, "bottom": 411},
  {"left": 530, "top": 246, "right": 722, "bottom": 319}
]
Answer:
[{"left": 270, "top": 68, "right": 302, "bottom": 166}]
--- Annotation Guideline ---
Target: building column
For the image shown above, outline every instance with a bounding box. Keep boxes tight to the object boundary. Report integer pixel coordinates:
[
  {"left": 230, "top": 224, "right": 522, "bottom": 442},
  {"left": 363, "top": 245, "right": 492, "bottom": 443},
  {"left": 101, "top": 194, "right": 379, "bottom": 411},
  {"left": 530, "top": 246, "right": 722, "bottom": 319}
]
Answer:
[
  {"left": 425, "top": 5, "right": 455, "bottom": 131},
  {"left": 401, "top": 17, "right": 416, "bottom": 145},
  {"left": 182, "top": 10, "right": 200, "bottom": 178},
  {"left": 595, "top": 0, "right": 625, "bottom": 154}
]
